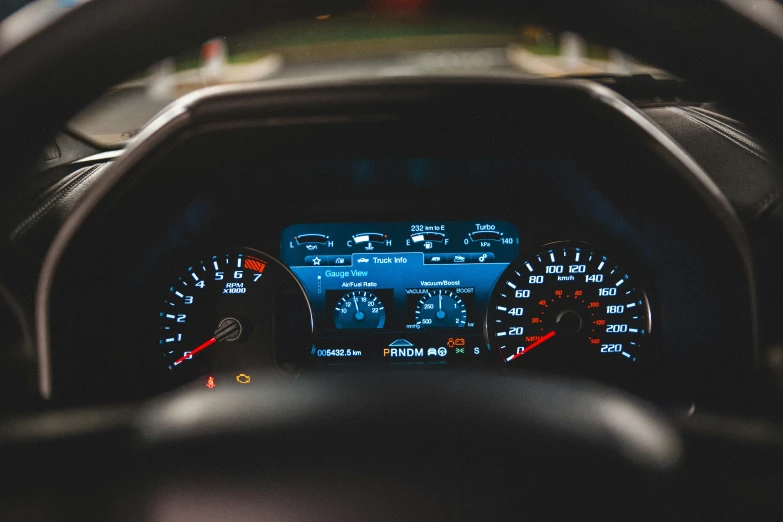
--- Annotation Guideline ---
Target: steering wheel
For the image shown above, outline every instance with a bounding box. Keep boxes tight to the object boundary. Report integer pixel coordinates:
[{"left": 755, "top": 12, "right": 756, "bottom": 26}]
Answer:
[{"left": 1, "top": 0, "right": 781, "bottom": 519}]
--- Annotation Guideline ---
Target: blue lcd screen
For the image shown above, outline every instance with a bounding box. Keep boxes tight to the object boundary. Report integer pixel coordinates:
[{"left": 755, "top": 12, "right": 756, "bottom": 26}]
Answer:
[{"left": 280, "top": 220, "right": 519, "bottom": 364}]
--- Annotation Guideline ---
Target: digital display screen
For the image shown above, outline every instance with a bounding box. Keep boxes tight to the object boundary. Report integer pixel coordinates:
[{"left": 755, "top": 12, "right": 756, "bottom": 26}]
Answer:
[{"left": 280, "top": 221, "right": 519, "bottom": 365}]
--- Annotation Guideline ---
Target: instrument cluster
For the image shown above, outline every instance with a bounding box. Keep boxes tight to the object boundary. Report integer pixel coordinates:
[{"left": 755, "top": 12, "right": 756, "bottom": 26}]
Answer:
[{"left": 151, "top": 219, "right": 653, "bottom": 387}]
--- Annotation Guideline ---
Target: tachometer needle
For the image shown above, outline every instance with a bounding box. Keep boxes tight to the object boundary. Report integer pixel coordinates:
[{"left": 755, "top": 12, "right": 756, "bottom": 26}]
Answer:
[
  {"left": 506, "top": 330, "right": 556, "bottom": 362},
  {"left": 172, "top": 337, "right": 217, "bottom": 366},
  {"left": 170, "top": 318, "right": 242, "bottom": 367}
]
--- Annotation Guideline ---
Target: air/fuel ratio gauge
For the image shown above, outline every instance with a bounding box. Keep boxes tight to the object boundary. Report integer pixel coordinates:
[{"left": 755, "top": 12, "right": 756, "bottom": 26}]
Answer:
[
  {"left": 334, "top": 291, "right": 386, "bottom": 329},
  {"left": 486, "top": 243, "right": 651, "bottom": 371}
]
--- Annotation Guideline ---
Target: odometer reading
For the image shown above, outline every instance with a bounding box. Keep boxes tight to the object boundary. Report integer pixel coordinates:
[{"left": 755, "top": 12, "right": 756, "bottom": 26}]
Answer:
[{"left": 487, "top": 244, "right": 650, "bottom": 368}]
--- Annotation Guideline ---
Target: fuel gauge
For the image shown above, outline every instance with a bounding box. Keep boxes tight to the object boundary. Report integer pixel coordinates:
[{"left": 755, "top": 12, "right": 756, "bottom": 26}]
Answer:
[{"left": 411, "top": 231, "right": 446, "bottom": 244}]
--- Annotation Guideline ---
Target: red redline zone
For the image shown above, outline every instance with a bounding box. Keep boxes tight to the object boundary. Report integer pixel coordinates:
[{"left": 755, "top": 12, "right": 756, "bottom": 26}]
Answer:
[{"left": 244, "top": 257, "right": 267, "bottom": 273}]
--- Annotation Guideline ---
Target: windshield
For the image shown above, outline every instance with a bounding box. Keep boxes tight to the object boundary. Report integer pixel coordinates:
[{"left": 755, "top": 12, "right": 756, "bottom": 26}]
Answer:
[{"left": 60, "top": 13, "right": 670, "bottom": 147}]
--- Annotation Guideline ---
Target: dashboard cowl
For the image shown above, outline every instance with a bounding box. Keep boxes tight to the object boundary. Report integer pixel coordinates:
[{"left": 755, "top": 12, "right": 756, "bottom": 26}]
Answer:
[{"left": 37, "top": 76, "right": 758, "bottom": 406}]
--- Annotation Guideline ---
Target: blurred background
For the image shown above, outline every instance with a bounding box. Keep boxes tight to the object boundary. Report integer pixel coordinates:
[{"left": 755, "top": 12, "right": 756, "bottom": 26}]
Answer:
[{"left": 2, "top": 0, "right": 670, "bottom": 148}]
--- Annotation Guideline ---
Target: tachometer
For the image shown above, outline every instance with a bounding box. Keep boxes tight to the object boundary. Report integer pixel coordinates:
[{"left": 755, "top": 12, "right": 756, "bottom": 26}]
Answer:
[
  {"left": 486, "top": 243, "right": 650, "bottom": 370},
  {"left": 156, "top": 248, "right": 312, "bottom": 382}
]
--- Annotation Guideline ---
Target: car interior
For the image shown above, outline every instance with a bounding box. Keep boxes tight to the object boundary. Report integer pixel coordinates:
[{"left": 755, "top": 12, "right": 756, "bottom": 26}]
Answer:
[{"left": 1, "top": 0, "right": 783, "bottom": 519}]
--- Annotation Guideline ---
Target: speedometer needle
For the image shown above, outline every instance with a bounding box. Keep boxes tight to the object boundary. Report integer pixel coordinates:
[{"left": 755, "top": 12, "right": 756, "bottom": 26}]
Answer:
[
  {"left": 506, "top": 330, "right": 556, "bottom": 362},
  {"left": 172, "top": 337, "right": 217, "bottom": 366}
]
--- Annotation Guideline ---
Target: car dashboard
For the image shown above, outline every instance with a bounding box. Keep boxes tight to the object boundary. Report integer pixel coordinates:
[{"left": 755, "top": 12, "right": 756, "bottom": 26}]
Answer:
[{"left": 7, "top": 76, "right": 765, "bottom": 412}]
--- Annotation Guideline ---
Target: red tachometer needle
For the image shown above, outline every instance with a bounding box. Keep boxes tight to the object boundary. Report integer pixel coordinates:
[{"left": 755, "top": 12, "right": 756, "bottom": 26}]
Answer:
[
  {"left": 506, "top": 330, "right": 556, "bottom": 362},
  {"left": 172, "top": 337, "right": 217, "bottom": 366}
]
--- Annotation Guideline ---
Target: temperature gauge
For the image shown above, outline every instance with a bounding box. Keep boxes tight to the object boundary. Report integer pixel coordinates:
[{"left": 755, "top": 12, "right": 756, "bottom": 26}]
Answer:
[{"left": 352, "top": 232, "right": 387, "bottom": 245}]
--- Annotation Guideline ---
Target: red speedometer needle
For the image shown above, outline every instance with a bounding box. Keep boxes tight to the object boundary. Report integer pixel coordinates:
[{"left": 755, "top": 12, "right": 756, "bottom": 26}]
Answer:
[
  {"left": 506, "top": 330, "right": 556, "bottom": 362},
  {"left": 172, "top": 337, "right": 217, "bottom": 366}
]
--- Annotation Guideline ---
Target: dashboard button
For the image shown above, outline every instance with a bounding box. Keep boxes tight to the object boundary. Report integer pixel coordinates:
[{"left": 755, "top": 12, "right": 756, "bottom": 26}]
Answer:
[
  {"left": 329, "top": 255, "right": 352, "bottom": 266},
  {"left": 424, "top": 253, "right": 487, "bottom": 264},
  {"left": 304, "top": 255, "right": 329, "bottom": 266},
  {"left": 424, "top": 254, "right": 447, "bottom": 264},
  {"left": 471, "top": 252, "right": 495, "bottom": 263}
]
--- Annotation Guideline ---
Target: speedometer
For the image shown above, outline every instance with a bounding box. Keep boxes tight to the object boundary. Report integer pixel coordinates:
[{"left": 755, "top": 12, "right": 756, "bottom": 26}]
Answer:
[{"left": 486, "top": 243, "right": 650, "bottom": 370}]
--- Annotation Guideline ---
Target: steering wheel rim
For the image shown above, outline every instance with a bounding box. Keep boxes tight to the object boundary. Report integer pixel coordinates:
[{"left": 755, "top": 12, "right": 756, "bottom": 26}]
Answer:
[{"left": 130, "top": 371, "right": 682, "bottom": 519}]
